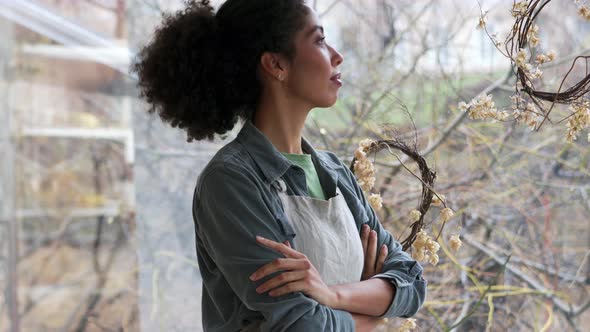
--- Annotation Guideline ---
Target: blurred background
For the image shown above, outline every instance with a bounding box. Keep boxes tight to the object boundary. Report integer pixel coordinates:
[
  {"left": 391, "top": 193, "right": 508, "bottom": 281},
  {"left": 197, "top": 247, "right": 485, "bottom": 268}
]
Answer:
[{"left": 0, "top": 0, "right": 588, "bottom": 331}]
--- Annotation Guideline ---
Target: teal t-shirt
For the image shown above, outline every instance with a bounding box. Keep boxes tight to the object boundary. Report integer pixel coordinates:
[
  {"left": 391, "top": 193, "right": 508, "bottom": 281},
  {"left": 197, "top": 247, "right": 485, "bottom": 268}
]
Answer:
[{"left": 280, "top": 152, "right": 326, "bottom": 200}]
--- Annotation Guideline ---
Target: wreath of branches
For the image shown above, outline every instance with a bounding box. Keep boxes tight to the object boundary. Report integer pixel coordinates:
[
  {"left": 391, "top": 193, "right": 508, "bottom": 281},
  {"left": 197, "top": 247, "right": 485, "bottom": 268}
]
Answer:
[
  {"left": 349, "top": 138, "right": 441, "bottom": 252},
  {"left": 481, "top": 0, "right": 590, "bottom": 130}
]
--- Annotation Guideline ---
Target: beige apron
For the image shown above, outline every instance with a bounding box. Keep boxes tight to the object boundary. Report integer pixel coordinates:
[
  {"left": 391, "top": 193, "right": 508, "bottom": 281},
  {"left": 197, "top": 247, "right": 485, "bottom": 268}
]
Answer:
[
  {"left": 273, "top": 177, "right": 364, "bottom": 286},
  {"left": 242, "top": 178, "right": 364, "bottom": 331}
]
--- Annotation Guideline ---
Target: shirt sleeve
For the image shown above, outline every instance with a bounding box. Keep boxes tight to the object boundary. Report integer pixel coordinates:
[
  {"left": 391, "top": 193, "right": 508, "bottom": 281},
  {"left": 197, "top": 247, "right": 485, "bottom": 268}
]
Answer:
[
  {"left": 193, "top": 162, "right": 355, "bottom": 331},
  {"left": 337, "top": 154, "right": 427, "bottom": 319}
]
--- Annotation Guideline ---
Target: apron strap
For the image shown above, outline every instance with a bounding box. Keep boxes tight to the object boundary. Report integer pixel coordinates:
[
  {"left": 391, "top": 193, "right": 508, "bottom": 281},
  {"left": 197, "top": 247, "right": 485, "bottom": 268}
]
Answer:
[{"left": 269, "top": 177, "right": 296, "bottom": 240}]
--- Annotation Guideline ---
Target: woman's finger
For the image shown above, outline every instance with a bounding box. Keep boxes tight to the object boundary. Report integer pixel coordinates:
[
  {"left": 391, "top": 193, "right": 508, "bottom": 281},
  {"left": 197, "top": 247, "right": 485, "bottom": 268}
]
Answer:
[
  {"left": 375, "top": 244, "right": 387, "bottom": 274},
  {"left": 255, "top": 270, "right": 307, "bottom": 294},
  {"left": 256, "top": 236, "right": 303, "bottom": 259},
  {"left": 360, "top": 224, "right": 369, "bottom": 257},
  {"left": 364, "top": 230, "right": 378, "bottom": 275},
  {"left": 250, "top": 258, "right": 310, "bottom": 281},
  {"left": 360, "top": 225, "right": 370, "bottom": 280},
  {"left": 283, "top": 240, "right": 292, "bottom": 248},
  {"left": 268, "top": 280, "right": 308, "bottom": 297}
]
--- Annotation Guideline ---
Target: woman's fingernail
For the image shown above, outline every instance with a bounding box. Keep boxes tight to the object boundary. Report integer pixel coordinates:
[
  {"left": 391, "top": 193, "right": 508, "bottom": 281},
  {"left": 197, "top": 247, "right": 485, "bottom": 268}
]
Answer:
[
  {"left": 250, "top": 273, "right": 257, "bottom": 280},
  {"left": 256, "top": 235, "right": 265, "bottom": 241},
  {"left": 371, "top": 230, "right": 376, "bottom": 237}
]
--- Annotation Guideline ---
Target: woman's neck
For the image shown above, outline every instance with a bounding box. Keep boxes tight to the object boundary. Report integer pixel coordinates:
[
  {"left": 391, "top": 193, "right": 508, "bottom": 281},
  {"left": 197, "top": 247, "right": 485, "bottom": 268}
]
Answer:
[{"left": 253, "top": 100, "right": 311, "bottom": 155}]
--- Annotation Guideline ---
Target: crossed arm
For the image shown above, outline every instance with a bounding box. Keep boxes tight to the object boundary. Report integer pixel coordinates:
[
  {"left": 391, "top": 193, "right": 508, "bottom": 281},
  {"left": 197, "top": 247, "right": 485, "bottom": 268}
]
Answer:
[
  {"left": 251, "top": 225, "right": 395, "bottom": 317},
  {"left": 251, "top": 234, "right": 394, "bottom": 331}
]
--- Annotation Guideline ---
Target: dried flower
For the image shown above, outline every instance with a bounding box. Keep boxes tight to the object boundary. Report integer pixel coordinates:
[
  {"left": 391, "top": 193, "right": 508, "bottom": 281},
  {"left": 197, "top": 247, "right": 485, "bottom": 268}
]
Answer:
[
  {"left": 412, "top": 229, "right": 440, "bottom": 266},
  {"left": 490, "top": 32, "right": 502, "bottom": 47},
  {"left": 535, "top": 54, "right": 547, "bottom": 64},
  {"left": 353, "top": 139, "right": 377, "bottom": 192},
  {"left": 512, "top": 1, "right": 529, "bottom": 17},
  {"left": 412, "top": 249, "right": 425, "bottom": 261},
  {"left": 513, "top": 102, "right": 543, "bottom": 130},
  {"left": 565, "top": 101, "right": 590, "bottom": 142},
  {"left": 495, "top": 110, "right": 510, "bottom": 121},
  {"left": 428, "top": 253, "right": 440, "bottom": 265},
  {"left": 398, "top": 318, "right": 418, "bottom": 332},
  {"left": 368, "top": 193, "right": 383, "bottom": 210},
  {"left": 409, "top": 209, "right": 422, "bottom": 222},
  {"left": 356, "top": 174, "right": 375, "bottom": 192},
  {"left": 431, "top": 194, "right": 446, "bottom": 206},
  {"left": 514, "top": 48, "right": 544, "bottom": 79},
  {"left": 359, "top": 138, "right": 374, "bottom": 150},
  {"left": 515, "top": 48, "right": 528, "bottom": 68},
  {"left": 528, "top": 66, "right": 543, "bottom": 79},
  {"left": 478, "top": 12, "right": 488, "bottom": 29},
  {"left": 579, "top": 5, "right": 590, "bottom": 20},
  {"left": 510, "top": 93, "right": 525, "bottom": 107},
  {"left": 526, "top": 24, "right": 540, "bottom": 47},
  {"left": 426, "top": 238, "right": 440, "bottom": 253},
  {"left": 460, "top": 94, "right": 503, "bottom": 121},
  {"left": 529, "top": 35, "right": 540, "bottom": 47},
  {"left": 535, "top": 51, "right": 554, "bottom": 65},
  {"left": 440, "top": 207, "right": 454, "bottom": 222},
  {"left": 449, "top": 235, "right": 463, "bottom": 251},
  {"left": 466, "top": 94, "right": 495, "bottom": 120},
  {"left": 459, "top": 94, "right": 511, "bottom": 123},
  {"left": 354, "top": 148, "right": 366, "bottom": 160},
  {"left": 458, "top": 101, "right": 469, "bottom": 112}
]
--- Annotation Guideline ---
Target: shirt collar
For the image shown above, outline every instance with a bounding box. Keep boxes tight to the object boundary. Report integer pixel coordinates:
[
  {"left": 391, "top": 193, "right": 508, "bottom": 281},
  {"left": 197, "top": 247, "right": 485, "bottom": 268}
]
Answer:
[{"left": 236, "top": 118, "right": 334, "bottom": 185}]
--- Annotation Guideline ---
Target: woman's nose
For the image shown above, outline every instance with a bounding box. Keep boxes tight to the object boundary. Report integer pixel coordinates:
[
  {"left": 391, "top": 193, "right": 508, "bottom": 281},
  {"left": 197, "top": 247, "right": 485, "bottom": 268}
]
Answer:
[{"left": 331, "top": 46, "right": 344, "bottom": 66}]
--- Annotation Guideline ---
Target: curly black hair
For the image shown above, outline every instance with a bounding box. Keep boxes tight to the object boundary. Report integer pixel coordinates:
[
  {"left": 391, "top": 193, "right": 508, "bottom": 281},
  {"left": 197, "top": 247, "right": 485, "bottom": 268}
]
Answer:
[{"left": 130, "top": 0, "right": 309, "bottom": 142}]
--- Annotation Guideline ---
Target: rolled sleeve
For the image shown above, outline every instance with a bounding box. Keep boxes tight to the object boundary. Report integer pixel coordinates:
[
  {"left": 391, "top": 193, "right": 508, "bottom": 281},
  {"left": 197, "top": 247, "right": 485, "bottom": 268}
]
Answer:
[
  {"left": 369, "top": 261, "right": 427, "bottom": 318},
  {"left": 194, "top": 163, "right": 355, "bottom": 331},
  {"left": 338, "top": 156, "right": 427, "bottom": 318}
]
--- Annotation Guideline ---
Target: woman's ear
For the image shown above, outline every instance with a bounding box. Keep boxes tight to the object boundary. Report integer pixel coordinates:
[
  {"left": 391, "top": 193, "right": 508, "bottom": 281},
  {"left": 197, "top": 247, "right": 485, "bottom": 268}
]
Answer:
[{"left": 260, "top": 51, "right": 288, "bottom": 81}]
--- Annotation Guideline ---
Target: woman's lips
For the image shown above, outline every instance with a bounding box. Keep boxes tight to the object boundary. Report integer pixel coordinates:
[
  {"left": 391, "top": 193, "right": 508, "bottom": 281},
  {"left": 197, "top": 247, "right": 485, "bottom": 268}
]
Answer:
[{"left": 330, "top": 73, "right": 342, "bottom": 86}]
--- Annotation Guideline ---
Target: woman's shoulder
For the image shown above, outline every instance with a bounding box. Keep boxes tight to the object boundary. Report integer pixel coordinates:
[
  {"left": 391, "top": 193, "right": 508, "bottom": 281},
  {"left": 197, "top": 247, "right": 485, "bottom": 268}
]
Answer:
[
  {"left": 315, "top": 149, "right": 342, "bottom": 165},
  {"left": 314, "top": 149, "right": 351, "bottom": 175},
  {"left": 196, "top": 139, "right": 258, "bottom": 191},
  {"left": 314, "top": 149, "right": 360, "bottom": 194}
]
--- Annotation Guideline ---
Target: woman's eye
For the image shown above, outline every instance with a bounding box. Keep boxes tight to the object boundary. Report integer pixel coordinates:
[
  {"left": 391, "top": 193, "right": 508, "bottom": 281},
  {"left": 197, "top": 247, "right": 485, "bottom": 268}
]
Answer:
[{"left": 317, "top": 36, "right": 326, "bottom": 44}]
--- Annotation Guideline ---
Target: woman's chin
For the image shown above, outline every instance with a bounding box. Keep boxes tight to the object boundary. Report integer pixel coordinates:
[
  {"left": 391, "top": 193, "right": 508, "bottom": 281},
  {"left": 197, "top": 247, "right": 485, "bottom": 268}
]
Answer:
[{"left": 315, "top": 95, "right": 339, "bottom": 108}]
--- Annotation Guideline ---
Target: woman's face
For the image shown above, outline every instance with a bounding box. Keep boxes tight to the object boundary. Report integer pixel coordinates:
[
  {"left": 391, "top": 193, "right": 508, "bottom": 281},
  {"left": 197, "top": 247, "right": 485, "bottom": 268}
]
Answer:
[{"left": 285, "top": 5, "right": 344, "bottom": 109}]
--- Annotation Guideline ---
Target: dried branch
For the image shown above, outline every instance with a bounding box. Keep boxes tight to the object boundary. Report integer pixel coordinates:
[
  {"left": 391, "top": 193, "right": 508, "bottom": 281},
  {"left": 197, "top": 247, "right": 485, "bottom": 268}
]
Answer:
[{"left": 461, "top": 233, "right": 585, "bottom": 316}]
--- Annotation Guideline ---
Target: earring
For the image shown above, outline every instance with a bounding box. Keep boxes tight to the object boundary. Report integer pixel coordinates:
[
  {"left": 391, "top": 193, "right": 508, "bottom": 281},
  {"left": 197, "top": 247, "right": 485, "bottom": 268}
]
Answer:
[{"left": 278, "top": 73, "right": 284, "bottom": 81}]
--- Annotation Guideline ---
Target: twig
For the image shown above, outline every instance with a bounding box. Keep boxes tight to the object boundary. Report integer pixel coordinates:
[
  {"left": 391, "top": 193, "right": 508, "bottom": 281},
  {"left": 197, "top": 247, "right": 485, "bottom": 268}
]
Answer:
[
  {"left": 462, "top": 234, "right": 585, "bottom": 316},
  {"left": 444, "top": 254, "right": 511, "bottom": 332}
]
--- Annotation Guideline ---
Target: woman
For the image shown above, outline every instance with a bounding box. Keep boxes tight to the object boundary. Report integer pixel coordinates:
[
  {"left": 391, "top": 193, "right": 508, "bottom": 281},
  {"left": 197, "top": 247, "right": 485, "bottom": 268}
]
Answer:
[{"left": 131, "top": 0, "right": 426, "bottom": 331}]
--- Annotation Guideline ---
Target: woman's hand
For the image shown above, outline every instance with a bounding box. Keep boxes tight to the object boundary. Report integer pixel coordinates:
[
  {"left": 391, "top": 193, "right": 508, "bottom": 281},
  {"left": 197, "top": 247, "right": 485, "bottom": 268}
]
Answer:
[
  {"left": 249, "top": 236, "right": 338, "bottom": 308},
  {"left": 360, "top": 224, "right": 388, "bottom": 280}
]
